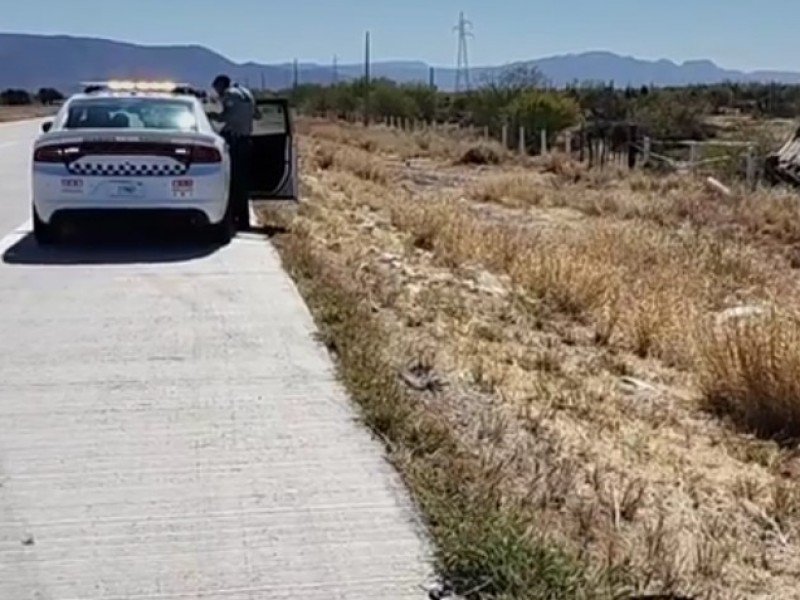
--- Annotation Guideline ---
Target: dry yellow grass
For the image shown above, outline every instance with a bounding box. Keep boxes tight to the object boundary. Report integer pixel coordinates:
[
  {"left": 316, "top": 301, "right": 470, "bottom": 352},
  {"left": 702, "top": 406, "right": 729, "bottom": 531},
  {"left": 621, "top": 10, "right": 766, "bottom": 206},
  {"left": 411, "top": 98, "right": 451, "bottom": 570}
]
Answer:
[
  {"left": 0, "top": 105, "right": 57, "bottom": 123},
  {"left": 262, "top": 118, "right": 800, "bottom": 599}
]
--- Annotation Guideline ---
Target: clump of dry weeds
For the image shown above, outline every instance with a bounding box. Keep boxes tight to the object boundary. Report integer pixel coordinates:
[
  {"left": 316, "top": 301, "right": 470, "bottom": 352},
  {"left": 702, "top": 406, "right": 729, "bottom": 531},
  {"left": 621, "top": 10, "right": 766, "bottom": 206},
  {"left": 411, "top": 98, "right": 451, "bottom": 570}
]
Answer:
[
  {"left": 457, "top": 142, "right": 505, "bottom": 166},
  {"left": 310, "top": 140, "right": 388, "bottom": 184},
  {"left": 698, "top": 308, "right": 800, "bottom": 442}
]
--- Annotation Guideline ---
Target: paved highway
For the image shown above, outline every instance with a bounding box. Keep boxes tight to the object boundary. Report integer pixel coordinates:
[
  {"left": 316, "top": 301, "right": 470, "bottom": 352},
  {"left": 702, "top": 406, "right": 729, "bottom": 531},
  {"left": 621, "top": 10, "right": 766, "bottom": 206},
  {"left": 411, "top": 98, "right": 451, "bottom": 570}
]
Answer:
[{"left": 0, "top": 120, "right": 431, "bottom": 599}]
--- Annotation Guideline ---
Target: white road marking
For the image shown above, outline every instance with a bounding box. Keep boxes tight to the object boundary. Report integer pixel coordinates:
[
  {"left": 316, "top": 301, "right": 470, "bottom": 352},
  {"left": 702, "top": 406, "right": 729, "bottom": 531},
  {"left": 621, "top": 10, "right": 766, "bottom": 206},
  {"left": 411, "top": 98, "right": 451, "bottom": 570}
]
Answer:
[{"left": 0, "top": 219, "right": 32, "bottom": 253}]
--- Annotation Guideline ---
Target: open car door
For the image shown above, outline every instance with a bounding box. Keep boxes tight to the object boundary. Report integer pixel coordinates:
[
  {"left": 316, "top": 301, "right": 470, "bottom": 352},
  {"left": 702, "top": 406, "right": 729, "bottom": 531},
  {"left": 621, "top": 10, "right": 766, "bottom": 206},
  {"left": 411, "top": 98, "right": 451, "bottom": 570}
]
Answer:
[{"left": 248, "top": 98, "right": 298, "bottom": 202}]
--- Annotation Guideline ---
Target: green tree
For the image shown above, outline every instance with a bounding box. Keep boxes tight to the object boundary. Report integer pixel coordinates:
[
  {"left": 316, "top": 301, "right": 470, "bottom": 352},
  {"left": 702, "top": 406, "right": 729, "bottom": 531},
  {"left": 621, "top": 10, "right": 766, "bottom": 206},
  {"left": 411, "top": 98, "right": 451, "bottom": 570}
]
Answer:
[
  {"left": 632, "top": 91, "right": 711, "bottom": 140},
  {"left": 368, "top": 79, "right": 416, "bottom": 120},
  {"left": 36, "top": 88, "right": 64, "bottom": 105},
  {"left": 505, "top": 90, "right": 581, "bottom": 150},
  {"left": 0, "top": 89, "right": 32, "bottom": 106},
  {"left": 402, "top": 84, "right": 438, "bottom": 121}
]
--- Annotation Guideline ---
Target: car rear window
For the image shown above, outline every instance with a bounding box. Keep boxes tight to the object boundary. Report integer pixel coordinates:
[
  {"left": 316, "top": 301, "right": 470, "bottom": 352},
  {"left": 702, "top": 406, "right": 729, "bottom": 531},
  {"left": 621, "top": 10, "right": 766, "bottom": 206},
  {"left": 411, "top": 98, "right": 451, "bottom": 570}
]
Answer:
[{"left": 64, "top": 98, "right": 198, "bottom": 131}]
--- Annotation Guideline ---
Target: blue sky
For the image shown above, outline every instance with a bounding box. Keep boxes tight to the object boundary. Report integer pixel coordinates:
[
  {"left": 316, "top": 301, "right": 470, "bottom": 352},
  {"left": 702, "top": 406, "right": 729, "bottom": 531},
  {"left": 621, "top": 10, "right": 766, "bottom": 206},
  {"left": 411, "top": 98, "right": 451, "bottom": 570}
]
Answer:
[{"left": 3, "top": 0, "right": 797, "bottom": 70}]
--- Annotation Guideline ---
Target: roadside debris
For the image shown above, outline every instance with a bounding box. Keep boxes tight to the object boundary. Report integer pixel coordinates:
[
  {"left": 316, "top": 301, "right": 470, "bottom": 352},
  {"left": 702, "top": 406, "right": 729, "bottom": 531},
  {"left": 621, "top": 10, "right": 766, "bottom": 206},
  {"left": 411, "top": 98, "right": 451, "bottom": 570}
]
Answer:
[
  {"left": 765, "top": 127, "right": 800, "bottom": 189},
  {"left": 705, "top": 176, "right": 732, "bottom": 197},
  {"left": 400, "top": 361, "right": 447, "bottom": 393}
]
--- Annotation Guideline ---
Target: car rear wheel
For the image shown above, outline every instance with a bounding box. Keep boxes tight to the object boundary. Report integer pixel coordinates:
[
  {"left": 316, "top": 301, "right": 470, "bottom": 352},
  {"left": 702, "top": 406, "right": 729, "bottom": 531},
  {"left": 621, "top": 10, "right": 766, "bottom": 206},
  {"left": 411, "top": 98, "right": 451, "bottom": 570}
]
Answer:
[
  {"left": 206, "top": 205, "right": 235, "bottom": 246},
  {"left": 33, "top": 209, "right": 60, "bottom": 246}
]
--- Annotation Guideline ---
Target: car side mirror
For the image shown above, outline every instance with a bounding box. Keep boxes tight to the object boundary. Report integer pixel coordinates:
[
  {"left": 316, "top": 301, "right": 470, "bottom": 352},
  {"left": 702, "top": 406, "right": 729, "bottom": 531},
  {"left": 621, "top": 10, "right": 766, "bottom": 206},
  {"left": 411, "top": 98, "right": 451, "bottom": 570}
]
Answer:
[{"left": 41, "top": 121, "right": 52, "bottom": 133}]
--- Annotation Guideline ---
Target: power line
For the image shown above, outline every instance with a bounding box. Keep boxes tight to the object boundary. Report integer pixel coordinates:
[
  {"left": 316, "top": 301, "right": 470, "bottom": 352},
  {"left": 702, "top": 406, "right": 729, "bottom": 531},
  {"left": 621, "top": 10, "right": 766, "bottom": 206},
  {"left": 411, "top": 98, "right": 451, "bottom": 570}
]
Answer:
[{"left": 454, "top": 10, "right": 473, "bottom": 93}]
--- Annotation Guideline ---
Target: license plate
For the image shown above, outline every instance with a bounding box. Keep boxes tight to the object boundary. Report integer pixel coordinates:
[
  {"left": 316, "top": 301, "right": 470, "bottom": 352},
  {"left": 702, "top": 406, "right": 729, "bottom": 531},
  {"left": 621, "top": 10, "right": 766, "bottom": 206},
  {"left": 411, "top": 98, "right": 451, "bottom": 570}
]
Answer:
[
  {"left": 60, "top": 178, "right": 83, "bottom": 193},
  {"left": 172, "top": 178, "right": 194, "bottom": 198},
  {"left": 110, "top": 180, "right": 144, "bottom": 198}
]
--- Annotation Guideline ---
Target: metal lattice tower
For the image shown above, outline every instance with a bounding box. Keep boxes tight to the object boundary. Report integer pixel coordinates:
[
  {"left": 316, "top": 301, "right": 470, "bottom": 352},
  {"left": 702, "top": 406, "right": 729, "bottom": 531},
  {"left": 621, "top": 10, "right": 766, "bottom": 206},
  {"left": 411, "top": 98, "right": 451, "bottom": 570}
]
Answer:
[{"left": 454, "top": 11, "right": 473, "bottom": 92}]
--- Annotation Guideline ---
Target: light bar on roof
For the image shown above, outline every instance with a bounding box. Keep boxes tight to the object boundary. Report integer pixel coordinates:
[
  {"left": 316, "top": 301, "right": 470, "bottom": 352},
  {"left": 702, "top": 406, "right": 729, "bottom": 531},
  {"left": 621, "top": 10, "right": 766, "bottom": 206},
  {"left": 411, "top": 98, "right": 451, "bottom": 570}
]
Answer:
[{"left": 82, "top": 80, "right": 189, "bottom": 92}]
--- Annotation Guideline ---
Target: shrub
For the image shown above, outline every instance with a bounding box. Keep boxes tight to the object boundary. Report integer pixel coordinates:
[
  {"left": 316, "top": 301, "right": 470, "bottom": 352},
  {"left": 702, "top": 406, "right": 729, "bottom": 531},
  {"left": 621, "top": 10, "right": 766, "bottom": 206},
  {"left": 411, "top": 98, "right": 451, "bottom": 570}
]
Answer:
[
  {"left": 0, "top": 89, "right": 32, "bottom": 106},
  {"left": 457, "top": 143, "right": 502, "bottom": 165},
  {"left": 632, "top": 92, "right": 711, "bottom": 140},
  {"left": 505, "top": 90, "right": 581, "bottom": 150},
  {"left": 36, "top": 87, "right": 64, "bottom": 105}
]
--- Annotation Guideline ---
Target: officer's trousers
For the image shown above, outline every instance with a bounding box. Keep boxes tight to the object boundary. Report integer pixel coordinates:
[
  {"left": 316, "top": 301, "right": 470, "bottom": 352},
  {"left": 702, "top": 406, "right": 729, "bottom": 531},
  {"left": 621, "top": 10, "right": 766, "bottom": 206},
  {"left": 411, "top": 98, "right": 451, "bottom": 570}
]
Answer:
[{"left": 225, "top": 134, "right": 252, "bottom": 230}]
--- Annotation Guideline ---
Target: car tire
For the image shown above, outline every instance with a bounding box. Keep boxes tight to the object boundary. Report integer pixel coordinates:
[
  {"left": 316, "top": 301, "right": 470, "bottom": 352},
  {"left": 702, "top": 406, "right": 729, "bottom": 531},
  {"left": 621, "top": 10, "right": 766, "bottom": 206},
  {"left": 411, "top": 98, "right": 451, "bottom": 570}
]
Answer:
[
  {"left": 33, "top": 209, "right": 59, "bottom": 246},
  {"left": 206, "top": 205, "right": 235, "bottom": 246}
]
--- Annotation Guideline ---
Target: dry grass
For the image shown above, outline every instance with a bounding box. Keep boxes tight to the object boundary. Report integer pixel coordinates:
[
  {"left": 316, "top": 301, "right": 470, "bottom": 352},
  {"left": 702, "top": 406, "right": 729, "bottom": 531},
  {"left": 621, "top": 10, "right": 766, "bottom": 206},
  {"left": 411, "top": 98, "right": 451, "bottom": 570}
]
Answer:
[
  {"left": 0, "top": 105, "right": 57, "bottom": 122},
  {"left": 261, "top": 118, "right": 800, "bottom": 599},
  {"left": 699, "top": 309, "right": 800, "bottom": 442},
  {"left": 303, "top": 118, "right": 511, "bottom": 165}
]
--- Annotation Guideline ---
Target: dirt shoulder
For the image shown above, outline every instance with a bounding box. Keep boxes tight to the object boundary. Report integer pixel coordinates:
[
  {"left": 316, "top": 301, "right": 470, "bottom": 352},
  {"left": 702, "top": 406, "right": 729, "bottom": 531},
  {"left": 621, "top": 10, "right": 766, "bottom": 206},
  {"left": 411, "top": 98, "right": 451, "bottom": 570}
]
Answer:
[
  {"left": 0, "top": 105, "right": 57, "bottom": 123},
  {"left": 262, "top": 119, "right": 800, "bottom": 600}
]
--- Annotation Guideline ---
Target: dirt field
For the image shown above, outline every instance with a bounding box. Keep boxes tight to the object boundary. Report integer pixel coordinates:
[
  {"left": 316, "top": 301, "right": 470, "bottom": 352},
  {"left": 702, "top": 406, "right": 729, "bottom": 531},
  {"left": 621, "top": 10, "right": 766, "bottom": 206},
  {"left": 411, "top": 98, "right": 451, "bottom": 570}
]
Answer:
[
  {"left": 262, "top": 119, "right": 800, "bottom": 599},
  {"left": 0, "top": 105, "right": 58, "bottom": 123}
]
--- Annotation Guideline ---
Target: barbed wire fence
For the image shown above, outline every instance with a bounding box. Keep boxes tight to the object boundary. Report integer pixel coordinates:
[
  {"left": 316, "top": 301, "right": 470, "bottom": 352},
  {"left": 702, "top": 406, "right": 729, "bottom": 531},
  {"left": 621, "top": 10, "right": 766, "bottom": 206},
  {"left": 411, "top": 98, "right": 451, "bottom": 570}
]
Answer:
[{"left": 354, "top": 112, "right": 768, "bottom": 189}]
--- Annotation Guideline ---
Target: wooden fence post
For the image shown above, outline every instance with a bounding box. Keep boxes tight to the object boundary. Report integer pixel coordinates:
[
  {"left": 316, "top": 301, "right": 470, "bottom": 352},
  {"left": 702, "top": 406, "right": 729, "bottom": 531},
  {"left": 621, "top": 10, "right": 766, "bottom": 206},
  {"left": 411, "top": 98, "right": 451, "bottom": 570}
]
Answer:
[
  {"left": 689, "top": 141, "right": 699, "bottom": 171},
  {"left": 643, "top": 136, "right": 652, "bottom": 166},
  {"left": 746, "top": 145, "right": 756, "bottom": 191},
  {"left": 540, "top": 129, "right": 548, "bottom": 155},
  {"left": 519, "top": 126, "right": 526, "bottom": 155},
  {"left": 501, "top": 124, "right": 509, "bottom": 149},
  {"left": 565, "top": 131, "right": 572, "bottom": 156},
  {"left": 627, "top": 124, "right": 638, "bottom": 170},
  {"left": 484, "top": 126, "right": 490, "bottom": 139}
]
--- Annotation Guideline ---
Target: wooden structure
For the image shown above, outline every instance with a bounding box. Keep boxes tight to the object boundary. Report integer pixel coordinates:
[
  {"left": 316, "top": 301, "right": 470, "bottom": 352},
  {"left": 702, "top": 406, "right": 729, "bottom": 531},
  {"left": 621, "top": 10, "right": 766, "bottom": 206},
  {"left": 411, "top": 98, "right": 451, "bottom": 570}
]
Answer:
[{"left": 765, "top": 126, "right": 800, "bottom": 187}]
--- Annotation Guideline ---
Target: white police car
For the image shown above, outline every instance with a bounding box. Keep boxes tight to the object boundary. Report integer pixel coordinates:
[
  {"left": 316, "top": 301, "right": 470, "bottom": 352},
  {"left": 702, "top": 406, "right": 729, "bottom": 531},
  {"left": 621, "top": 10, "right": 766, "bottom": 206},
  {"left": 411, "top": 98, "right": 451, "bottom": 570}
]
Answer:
[{"left": 31, "top": 81, "right": 298, "bottom": 245}]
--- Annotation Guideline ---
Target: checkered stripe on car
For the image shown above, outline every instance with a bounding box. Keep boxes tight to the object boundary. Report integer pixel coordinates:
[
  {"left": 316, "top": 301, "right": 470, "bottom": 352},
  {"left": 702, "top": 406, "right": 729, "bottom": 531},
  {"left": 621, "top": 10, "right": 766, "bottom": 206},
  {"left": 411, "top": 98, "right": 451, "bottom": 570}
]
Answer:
[{"left": 67, "top": 161, "right": 188, "bottom": 177}]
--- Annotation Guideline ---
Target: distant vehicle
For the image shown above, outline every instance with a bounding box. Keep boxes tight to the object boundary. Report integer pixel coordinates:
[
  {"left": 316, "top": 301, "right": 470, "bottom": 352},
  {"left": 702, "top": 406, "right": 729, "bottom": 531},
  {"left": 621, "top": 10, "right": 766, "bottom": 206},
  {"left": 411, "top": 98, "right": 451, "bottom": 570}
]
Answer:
[{"left": 31, "top": 80, "right": 297, "bottom": 245}]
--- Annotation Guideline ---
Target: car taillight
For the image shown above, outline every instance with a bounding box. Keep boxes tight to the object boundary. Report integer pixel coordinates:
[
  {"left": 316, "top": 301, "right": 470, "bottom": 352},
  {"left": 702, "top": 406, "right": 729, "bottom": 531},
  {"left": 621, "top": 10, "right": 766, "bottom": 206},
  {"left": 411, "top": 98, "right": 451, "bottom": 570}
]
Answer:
[
  {"left": 190, "top": 145, "right": 221, "bottom": 163},
  {"left": 33, "top": 144, "right": 82, "bottom": 163},
  {"left": 33, "top": 145, "right": 65, "bottom": 163}
]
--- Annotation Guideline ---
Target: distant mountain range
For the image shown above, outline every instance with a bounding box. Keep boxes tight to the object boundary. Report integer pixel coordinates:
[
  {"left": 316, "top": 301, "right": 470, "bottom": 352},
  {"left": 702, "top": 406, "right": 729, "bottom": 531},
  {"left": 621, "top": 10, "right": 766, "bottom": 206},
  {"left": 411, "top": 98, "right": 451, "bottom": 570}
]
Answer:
[{"left": 3, "top": 32, "right": 800, "bottom": 93}]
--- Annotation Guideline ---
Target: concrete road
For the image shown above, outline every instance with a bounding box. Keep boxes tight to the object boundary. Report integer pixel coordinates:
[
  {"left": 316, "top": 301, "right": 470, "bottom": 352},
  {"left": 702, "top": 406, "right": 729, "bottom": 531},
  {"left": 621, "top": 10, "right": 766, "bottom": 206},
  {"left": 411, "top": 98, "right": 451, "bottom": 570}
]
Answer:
[{"left": 0, "top": 120, "right": 432, "bottom": 598}]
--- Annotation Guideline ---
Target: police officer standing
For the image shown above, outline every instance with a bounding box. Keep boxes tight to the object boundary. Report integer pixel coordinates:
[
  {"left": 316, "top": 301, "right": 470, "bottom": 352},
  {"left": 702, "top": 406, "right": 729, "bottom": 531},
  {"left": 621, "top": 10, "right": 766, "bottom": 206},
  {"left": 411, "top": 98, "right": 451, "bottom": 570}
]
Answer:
[{"left": 208, "top": 75, "right": 261, "bottom": 231}]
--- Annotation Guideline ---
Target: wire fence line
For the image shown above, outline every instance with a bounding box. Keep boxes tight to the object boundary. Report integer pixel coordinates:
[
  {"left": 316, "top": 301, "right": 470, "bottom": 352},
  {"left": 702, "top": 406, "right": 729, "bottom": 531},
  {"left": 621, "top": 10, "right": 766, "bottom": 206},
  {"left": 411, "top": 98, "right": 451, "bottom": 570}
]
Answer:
[{"left": 321, "top": 111, "right": 766, "bottom": 188}]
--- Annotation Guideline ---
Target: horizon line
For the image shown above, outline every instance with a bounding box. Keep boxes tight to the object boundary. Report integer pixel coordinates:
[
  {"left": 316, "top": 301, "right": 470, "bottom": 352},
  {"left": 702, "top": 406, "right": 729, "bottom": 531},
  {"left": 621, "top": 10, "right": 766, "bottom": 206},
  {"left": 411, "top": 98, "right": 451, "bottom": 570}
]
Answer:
[{"left": 2, "top": 30, "right": 796, "bottom": 75}]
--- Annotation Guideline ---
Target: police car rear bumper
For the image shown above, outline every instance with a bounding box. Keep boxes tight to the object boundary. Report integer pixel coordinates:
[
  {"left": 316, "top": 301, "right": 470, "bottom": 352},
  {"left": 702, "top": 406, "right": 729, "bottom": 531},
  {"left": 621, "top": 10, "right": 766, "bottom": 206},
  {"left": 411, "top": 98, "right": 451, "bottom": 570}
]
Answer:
[
  {"left": 35, "top": 193, "right": 228, "bottom": 224},
  {"left": 45, "top": 207, "right": 217, "bottom": 232}
]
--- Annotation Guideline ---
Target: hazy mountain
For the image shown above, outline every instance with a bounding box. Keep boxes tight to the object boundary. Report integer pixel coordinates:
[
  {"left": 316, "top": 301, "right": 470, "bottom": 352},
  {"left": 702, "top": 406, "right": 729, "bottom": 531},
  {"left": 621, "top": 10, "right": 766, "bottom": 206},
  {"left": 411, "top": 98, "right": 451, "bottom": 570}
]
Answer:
[{"left": 3, "top": 32, "right": 800, "bottom": 93}]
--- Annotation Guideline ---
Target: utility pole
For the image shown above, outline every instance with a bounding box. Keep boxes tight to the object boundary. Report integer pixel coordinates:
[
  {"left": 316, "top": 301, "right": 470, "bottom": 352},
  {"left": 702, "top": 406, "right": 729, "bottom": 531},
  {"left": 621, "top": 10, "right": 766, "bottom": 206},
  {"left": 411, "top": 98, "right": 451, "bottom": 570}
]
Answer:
[
  {"left": 293, "top": 58, "right": 299, "bottom": 91},
  {"left": 454, "top": 11, "right": 473, "bottom": 93},
  {"left": 333, "top": 54, "right": 339, "bottom": 85},
  {"left": 364, "top": 31, "right": 371, "bottom": 125},
  {"left": 429, "top": 66, "right": 435, "bottom": 89},
  {"left": 260, "top": 70, "right": 265, "bottom": 91}
]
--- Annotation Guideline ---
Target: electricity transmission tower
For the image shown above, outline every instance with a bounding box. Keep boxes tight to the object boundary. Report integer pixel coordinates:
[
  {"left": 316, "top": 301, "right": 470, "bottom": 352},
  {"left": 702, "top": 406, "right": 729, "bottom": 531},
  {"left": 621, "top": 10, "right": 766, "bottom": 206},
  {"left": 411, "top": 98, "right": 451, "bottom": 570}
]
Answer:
[{"left": 454, "top": 11, "right": 473, "bottom": 92}]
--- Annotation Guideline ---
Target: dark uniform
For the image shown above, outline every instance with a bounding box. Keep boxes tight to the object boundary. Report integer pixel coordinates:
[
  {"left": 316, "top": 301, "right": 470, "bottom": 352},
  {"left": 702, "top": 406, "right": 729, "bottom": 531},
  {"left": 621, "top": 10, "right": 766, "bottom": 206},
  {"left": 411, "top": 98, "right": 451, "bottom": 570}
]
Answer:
[{"left": 209, "top": 81, "right": 261, "bottom": 230}]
